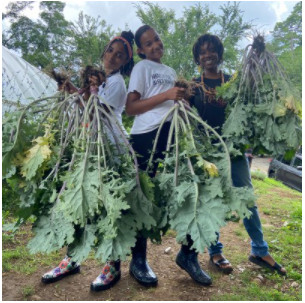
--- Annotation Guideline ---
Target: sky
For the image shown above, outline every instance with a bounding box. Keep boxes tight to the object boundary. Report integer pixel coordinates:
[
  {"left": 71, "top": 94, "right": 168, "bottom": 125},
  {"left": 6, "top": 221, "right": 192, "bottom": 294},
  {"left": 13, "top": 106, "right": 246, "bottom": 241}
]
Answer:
[{"left": 2, "top": 1, "right": 298, "bottom": 44}]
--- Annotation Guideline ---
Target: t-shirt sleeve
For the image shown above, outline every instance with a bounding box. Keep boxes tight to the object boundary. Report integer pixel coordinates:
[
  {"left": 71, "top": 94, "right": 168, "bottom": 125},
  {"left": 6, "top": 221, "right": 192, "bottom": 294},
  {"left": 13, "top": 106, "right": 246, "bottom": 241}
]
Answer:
[
  {"left": 99, "top": 76, "right": 126, "bottom": 110},
  {"left": 127, "top": 63, "right": 146, "bottom": 97}
]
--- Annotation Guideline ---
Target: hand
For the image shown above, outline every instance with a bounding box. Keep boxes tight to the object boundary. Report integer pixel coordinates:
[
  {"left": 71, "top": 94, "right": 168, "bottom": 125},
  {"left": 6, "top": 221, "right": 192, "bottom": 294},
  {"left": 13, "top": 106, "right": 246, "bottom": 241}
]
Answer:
[
  {"left": 165, "top": 87, "right": 186, "bottom": 101},
  {"left": 64, "top": 81, "right": 78, "bottom": 94}
]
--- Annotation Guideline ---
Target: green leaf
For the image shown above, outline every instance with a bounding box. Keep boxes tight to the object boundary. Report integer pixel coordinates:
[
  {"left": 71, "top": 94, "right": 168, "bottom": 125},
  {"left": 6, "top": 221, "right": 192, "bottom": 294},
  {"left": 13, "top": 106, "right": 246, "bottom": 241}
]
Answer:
[
  {"left": 59, "top": 161, "right": 100, "bottom": 226},
  {"left": 27, "top": 212, "right": 75, "bottom": 254},
  {"left": 68, "top": 224, "right": 97, "bottom": 263},
  {"left": 126, "top": 187, "right": 156, "bottom": 230},
  {"left": 95, "top": 215, "right": 137, "bottom": 262},
  {"left": 169, "top": 181, "right": 229, "bottom": 252},
  {"left": 21, "top": 137, "right": 52, "bottom": 180}
]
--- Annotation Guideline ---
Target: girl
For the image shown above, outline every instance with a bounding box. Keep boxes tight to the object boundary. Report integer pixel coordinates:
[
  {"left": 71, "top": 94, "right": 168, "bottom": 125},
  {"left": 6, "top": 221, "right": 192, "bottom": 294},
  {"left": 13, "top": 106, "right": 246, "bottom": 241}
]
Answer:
[
  {"left": 190, "top": 33, "right": 286, "bottom": 276},
  {"left": 126, "top": 25, "right": 212, "bottom": 286},
  {"left": 41, "top": 30, "right": 136, "bottom": 291}
]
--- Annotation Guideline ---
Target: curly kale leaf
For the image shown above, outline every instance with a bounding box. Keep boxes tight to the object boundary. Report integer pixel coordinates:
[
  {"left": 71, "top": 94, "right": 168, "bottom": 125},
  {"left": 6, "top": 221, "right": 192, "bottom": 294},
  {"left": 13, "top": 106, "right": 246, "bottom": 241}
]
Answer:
[
  {"left": 59, "top": 161, "right": 100, "bottom": 226},
  {"left": 68, "top": 224, "right": 97, "bottom": 263},
  {"left": 27, "top": 213, "right": 75, "bottom": 254},
  {"left": 95, "top": 214, "right": 137, "bottom": 262}
]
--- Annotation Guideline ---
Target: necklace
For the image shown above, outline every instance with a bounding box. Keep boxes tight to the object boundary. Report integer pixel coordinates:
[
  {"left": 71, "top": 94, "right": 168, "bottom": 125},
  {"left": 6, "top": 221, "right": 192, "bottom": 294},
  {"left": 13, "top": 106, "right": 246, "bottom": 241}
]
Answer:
[
  {"left": 200, "top": 71, "right": 224, "bottom": 95},
  {"left": 200, "top": 71, "right": 226, "bottom": 107}
]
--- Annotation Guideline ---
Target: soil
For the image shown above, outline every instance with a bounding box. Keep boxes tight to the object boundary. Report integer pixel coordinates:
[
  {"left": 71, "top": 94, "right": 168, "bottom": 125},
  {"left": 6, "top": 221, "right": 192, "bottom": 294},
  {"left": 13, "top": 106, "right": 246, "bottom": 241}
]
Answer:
[{"left": 3, "top": 221, "right": 253, "bottom": 301}]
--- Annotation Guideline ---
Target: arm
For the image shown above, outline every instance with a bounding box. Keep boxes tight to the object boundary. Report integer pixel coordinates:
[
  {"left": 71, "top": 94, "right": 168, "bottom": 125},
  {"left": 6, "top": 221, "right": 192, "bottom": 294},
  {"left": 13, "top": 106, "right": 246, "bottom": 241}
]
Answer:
[{"left": 126, "top": 87, "right": 185, "bottom": 116}]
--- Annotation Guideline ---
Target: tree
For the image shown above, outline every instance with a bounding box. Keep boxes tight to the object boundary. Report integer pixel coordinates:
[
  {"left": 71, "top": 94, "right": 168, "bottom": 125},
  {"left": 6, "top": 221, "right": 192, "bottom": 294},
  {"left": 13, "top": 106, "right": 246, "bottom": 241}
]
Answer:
[
  {"left": 2, "top": 1, "right": 115, "bottom": 80},
  {"left": 3, "top": 1, "right": 72, "bottom": 69},
  {"left": 268, "top": 2, "right": 302, "bottom": 93},
  {"left": 217, "top": 2, "right": 252, "bottom": 72},
  {"left": 69, "top": 12, "right": 114, "bottom": 68},
  {"left": 135, "top": 2, "right": 252, "bottom": 78},
  {"left": 135, "top": 2, "right": 217, "bottom": 78},
  {"left": 270, "top": 2, "right": 301, "bottom": 54}
]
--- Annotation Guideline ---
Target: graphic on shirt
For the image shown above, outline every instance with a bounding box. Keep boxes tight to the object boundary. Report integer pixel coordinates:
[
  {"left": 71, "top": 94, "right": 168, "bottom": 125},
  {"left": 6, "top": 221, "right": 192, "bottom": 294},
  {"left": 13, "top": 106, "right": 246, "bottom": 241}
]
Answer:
[{"left": 152, "top": 73, "right": 174, "bottom": 86}]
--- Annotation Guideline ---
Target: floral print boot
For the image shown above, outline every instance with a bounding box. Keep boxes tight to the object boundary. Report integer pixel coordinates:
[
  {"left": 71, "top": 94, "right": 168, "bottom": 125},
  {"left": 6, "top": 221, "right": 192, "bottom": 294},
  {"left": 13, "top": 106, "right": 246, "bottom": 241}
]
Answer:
[
  {"left": 90, "top": 261, "right": 121, "bottom": 291},
  {"left": 41, "top": 256, "right": 80, "bottom": 284}
]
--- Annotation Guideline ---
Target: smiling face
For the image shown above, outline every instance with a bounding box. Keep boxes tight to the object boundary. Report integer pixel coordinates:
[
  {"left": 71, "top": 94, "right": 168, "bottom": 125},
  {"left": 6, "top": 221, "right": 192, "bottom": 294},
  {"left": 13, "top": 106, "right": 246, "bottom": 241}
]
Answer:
[
  {"left": 198, "top": 42, "right": 219, "bottom": 73},
  {"left": 103, "top": 41, "right": 129, "bottom": 75},
  {"left": 138, "top": 28, "right": 164, "bottom": 63}
]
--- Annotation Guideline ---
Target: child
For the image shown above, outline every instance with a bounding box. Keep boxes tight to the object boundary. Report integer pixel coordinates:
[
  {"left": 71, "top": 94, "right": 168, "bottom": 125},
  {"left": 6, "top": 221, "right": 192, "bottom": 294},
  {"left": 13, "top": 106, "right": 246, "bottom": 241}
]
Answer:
[
  {"left": 41, "top": 30, "right": 137, "bottom": 291},
  {"left": 190, "top": 33, "right": 286, "bottom": 276},
  {"left": 125, "top": 25, "right": 212, "bottom": 286}
]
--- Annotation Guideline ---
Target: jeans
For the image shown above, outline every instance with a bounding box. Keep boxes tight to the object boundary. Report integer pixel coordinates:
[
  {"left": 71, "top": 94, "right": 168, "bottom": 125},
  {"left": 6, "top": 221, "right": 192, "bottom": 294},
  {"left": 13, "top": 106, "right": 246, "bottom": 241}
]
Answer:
[{"left": 208, "top": 155, "right": 269, "bottom": 257}]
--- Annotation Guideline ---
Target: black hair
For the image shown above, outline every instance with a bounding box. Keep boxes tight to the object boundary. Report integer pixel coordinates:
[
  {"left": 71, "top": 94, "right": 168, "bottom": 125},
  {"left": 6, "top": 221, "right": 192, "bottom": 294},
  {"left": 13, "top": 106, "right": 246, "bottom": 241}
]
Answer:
[
  {"left": 192, "top": 34, "right": 224, "bottom": 66},
  {"left": 135, "top": 25, "right": 153, "bottom": 59},
  {"left": 101, "top": 30, "right": 135, "bottom": 77}
]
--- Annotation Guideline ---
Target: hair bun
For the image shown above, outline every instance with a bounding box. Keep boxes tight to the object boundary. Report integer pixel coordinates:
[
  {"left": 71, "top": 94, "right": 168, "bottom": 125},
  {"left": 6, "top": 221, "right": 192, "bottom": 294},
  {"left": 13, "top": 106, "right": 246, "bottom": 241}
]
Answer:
[{"left": 121, "top": 30, "right": 135, "bottom": 47}]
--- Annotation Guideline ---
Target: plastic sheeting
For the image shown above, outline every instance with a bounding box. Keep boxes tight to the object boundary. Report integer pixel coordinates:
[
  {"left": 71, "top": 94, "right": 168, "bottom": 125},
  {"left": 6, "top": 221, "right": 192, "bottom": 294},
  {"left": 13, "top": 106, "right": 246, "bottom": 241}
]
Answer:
[{"left": 2, "top": 46, "right": 57, "bottom": 113}]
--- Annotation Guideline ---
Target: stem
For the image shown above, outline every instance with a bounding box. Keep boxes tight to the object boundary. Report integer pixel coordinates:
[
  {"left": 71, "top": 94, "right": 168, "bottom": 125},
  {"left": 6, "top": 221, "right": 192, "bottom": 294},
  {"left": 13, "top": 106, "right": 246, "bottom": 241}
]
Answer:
[
  {"left": 146, "top": 104, "right": 178, "bottom": 172},
  {"left": 93, "top": 100, "right": 107, "bottom": 169},
  {"left": 162, "top": 106, "right": 177, "bottom": 174},
  {"left": 99, "top": 106, "right": 142, "bottom": 188},
  {"left": 185, "top": 110, "right": 232, "bottom": 185},
  {"left": 174, "top": 108, "right": 179, "bottom": 186}
]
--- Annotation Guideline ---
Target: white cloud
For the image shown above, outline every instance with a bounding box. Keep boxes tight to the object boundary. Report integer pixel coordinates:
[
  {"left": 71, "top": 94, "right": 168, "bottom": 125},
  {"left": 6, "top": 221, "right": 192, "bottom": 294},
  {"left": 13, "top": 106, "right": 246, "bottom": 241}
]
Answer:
[{"left": 270, "top": 1, "right": 288, "bottom": 22}]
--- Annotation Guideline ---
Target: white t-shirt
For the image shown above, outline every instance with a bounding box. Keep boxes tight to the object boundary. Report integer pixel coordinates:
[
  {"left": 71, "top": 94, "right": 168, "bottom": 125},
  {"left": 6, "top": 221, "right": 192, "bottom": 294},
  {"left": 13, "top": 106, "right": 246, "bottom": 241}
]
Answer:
[
  {"left": 98, "top": 72, "right": 128, "bottom": 142},
  {"left": 128, "top": 59, "right": 177, "bottom": 134}
]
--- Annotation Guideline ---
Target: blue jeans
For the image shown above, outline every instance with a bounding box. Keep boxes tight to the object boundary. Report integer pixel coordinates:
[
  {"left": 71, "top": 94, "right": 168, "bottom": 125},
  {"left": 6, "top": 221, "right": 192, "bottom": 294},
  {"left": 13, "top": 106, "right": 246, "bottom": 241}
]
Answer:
[{"left": 208, "top": 155, "right": 269, "bottom": 257}]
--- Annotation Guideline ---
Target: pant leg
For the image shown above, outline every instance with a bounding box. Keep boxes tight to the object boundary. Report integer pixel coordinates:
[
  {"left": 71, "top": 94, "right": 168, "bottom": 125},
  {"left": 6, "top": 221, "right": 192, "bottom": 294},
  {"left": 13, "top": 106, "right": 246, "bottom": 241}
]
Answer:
[
  {"left": 231, "top": 156, "right": 269, "bottom": 257},
  {"left": 208, "top": 232, "right": 223, "bottom": 256},
  {"left": 130, "top": 122, "right": 171, "bottom": 178}
]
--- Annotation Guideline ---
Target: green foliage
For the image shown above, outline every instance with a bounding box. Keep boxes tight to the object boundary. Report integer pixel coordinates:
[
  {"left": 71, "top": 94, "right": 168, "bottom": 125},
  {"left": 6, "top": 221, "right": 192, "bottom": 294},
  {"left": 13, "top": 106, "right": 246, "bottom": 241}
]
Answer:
[
  {"left": 27, "top": 213, "right": 75, "bottom": 254},
  {"left": 59, "top": 161, "right": 100, "bottom": 225},
  {"left": 152, "top": 102, "right": 254, "bottom": 253},
  {"left": 3, "top": 93, "right": 157, "bottom": 263},
  {"left": 251, "top": 170, "right": 267, "bottom": 181},
  {"left": 268, "top": 2, "right": 302, "bottom": 93},
  {"left": 135, "top": 2, "right": 249, "bottom": 78},
  {"left": 217, "top": 2, "right": 252, "bottom": 73},
  {"left": 219, "top": 35, "right": 302, "bottom": 157}
]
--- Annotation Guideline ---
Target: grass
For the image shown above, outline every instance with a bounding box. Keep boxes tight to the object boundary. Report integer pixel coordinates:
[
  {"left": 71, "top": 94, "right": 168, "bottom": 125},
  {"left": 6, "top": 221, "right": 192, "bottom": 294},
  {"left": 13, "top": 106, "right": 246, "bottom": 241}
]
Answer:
[
  {"left": 211, "top": 177, "right": 302, "bottom": 301},
  {"left": 22, "top": 285, "right": 35, "bottom": 298}
]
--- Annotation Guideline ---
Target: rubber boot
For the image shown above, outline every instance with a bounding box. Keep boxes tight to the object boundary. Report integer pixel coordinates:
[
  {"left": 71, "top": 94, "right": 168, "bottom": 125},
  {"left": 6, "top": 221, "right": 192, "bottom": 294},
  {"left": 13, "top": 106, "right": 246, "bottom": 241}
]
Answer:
[
  {"left": 90, "top": 260, "right": 121, "bottom": 291},
  {"left": 129, "top": 236, "right": 158, "bottom": 286},
  {"left": 176, "top": 235, "right": 212, "bottom": 286},
  {"left": 41, "top": 255, "right": 80, "bottom": 284}
]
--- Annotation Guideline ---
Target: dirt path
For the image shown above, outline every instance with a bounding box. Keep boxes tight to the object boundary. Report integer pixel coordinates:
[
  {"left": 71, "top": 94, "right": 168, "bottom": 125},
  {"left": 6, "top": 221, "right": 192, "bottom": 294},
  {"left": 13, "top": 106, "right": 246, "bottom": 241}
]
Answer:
[{"left": 251, "top": 156, "right": 271, "bottom": 174}]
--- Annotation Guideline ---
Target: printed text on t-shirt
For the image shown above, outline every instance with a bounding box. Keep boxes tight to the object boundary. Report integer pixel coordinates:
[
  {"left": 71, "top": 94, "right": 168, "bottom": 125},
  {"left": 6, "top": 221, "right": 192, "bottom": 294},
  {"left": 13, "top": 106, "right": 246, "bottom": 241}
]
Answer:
[{"left": 152, "top": 73, "right": 173, "bottom": 86}]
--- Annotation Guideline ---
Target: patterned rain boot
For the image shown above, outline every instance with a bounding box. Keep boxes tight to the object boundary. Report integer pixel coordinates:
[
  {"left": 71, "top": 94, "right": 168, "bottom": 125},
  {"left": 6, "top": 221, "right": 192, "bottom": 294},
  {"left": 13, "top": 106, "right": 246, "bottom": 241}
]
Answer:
[
  {"left": 129, "top": 236, "right": 158, "bottom": 286},
  {"left": 41, "top": 255, "right": 80, "bottom": 284},
  {"left": 176, "top": 236, "right": 212, "bottom": 286},
  {"left": 90, "top": 261, "right": 121, "bottom": 291}
]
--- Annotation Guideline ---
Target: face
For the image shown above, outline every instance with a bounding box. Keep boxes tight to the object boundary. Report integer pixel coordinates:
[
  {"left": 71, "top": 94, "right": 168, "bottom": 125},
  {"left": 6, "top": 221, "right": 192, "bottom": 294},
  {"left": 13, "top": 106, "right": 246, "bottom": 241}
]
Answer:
[
  {"left": 138, "top": 28, "right": 164, "bottom": 63},
  {"left": 198, "top": 42, "right": 219, "bottom": 72},
  {"left": 103, "top": 41, "right": 129, "bottom": 73}
]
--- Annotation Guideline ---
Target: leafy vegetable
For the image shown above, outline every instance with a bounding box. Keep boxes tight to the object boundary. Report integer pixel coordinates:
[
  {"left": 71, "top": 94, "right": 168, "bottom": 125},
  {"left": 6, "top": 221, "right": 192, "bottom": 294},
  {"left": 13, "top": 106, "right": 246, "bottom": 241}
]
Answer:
[
  {"left": 148, "top": 100, "right": 255, "bottom": 253},
  {"left": 2, "top": 91, "right": 156, "bottom": 262},
  {"left": 217, "top": 35, "right": 302, "bottom": 156}
]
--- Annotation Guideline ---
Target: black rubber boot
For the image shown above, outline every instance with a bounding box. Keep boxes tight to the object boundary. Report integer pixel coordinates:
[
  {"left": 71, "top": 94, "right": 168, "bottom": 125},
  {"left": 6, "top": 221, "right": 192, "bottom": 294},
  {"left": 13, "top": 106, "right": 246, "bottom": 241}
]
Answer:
[
  {"left": 129, "top": 236, "right": 158, "bottom": 286},
  {"left": 176, "top": 236, "right": 212, "bottom": 286}
]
